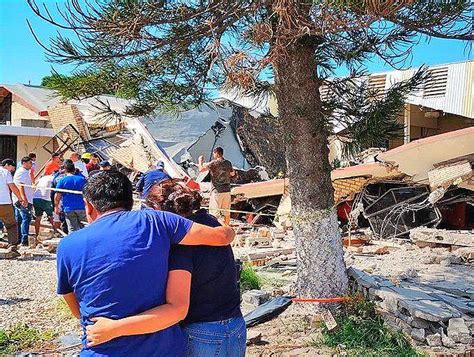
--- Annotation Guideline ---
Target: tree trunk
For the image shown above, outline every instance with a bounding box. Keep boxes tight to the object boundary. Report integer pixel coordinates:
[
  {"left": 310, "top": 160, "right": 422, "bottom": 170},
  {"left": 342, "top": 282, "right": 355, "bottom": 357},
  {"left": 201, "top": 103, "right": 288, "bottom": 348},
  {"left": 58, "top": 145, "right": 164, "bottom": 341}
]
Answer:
[{"left": 274, "top": 38, "right": 348, "bottom": 300}]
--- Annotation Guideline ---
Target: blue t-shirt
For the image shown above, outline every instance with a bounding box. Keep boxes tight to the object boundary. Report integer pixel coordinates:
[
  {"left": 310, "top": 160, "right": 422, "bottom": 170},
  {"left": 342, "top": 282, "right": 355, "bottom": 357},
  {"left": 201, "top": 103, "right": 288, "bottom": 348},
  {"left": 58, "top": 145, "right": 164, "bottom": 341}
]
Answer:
[
  {"left": 56, "top": 174, "right": 86, "bottom": 212},
  {"left": 136, "top": 169, "right": 171, "bottom": 197},
  {"left": 56, "top": 209, "right": 193, "bottom": 356},
  {"left": 169, "top": 210, "right": 241, "bottom": 324}
]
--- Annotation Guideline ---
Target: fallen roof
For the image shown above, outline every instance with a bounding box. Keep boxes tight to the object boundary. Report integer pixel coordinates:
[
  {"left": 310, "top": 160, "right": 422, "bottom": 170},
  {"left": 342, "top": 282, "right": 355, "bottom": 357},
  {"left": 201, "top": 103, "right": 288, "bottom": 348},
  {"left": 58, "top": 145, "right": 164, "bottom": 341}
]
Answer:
[{"left": 0, "top": 84, "right": 61, "bottom": 114}]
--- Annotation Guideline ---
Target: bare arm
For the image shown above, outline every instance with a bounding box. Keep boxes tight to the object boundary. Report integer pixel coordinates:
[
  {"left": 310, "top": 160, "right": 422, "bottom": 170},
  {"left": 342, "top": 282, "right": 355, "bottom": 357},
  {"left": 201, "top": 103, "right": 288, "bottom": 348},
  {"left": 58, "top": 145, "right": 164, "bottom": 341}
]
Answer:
[
  {"left": 198, "top": 155, "right": 211, "bottom": 173},
  {"left": 8, "top": 183, "right": 23, "bottom": 202},
  {"left": 54, "top": 192, "right": 62, "bottom": 212},
  {"left": 62, "top": 292, "right": 81, "bottom": 319},
  {"left": 86, "top": 270, "right": 191, "bottom": 347},
  {"left": 180, "top": 223, "right": 235, "bottom": 246}
]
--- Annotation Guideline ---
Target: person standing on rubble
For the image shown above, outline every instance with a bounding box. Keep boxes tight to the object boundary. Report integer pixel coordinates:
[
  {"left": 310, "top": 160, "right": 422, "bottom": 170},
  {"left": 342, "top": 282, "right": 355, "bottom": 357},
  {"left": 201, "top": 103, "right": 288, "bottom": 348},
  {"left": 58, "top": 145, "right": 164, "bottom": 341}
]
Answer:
[
  {"left": 198, "top": 147, "right": 235, "bottom": 225},
  {"left": 56, "top": 171, "right": 235, "bottom": 356},
  {"left": 136, "top": 160, "right": 171, "bottom": 198},
  {"left": 13, "top": 157, "right": 35, "bottom": 246},
  {"left": 85, "top": 181, "right": 245, "bottom": 356}
]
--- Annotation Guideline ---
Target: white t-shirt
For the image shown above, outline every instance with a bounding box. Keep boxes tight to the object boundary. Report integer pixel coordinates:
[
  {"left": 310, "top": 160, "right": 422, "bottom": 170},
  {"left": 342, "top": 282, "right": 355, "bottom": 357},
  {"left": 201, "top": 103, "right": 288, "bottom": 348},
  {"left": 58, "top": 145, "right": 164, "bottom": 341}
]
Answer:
[
  {"left": 13, "top": 167, "right": 35, "bottom": 204},
  {"left": 34, "top": 175, "right": 54, "bottom": 201},
  {"left": 0, "top": 167, "right": 13, "bottom": 205},
  {"left": 74, "top": 160, "right": 89, "bottom": 179}
]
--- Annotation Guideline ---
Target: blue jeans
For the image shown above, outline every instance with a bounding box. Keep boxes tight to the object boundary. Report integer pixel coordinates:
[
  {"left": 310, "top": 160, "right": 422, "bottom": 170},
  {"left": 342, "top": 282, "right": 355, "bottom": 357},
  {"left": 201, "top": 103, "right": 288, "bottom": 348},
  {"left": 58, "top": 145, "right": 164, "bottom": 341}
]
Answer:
[
  {"left": 14, "top": 204, "right": 32, "bottom": 245},
  {"left": 181, "top": 316, "right": 246, "bottom": 357}
]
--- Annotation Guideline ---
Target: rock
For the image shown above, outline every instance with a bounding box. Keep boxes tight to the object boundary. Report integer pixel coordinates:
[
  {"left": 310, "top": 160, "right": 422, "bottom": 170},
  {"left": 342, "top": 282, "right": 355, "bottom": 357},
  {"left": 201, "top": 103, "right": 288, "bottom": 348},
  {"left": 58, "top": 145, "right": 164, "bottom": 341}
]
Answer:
[
  {"left": 441, "top": 331, "right": 456, "bottom": 348},
  {"left": 426, "top": 333, "right": 442, "bottom": 347},
  {"left": 398, "top": 299, "right": 461, "bottom": 322},
  {"left": 0, "top": 241, "right": 8, "bottom": 249},
  {"left": 397, "top": 268, "right": 418, "bottom": 281},
  {"left": 0, "top": 247, "right": 20, "bottom": 259},
  {"left": 56, "top": 334, "right": 82, "bottom": 348},
  {"left": 242, "top": 290, "right": 269, "bottom": 307},
  {"left": 410, "top": 328, "right": 425, "bottom": 342},
  {"left": 447, "top": 318, "right": 471, "bottom": 344},
  {"left": 246, "top": 330, "right": 262, "bottom": 345}
]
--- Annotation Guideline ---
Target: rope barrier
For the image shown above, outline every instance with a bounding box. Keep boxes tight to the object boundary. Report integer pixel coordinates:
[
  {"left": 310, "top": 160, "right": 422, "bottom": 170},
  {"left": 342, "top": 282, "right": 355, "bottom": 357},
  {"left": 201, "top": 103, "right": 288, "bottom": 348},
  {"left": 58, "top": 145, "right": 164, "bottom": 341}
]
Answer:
[{"left": 16, "top": 183, "right": 285, "bottom": 218}]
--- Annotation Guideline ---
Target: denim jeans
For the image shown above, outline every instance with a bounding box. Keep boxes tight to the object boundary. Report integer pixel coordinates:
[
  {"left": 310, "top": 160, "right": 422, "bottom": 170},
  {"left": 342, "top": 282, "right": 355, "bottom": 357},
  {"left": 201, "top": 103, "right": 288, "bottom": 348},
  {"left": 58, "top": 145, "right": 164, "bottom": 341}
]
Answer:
[
  {"left": 14, "top": 204, "right": 32, "bottom": 245},
  {"left": 181, "top": 316, "right": 246, "bottom": 357}
]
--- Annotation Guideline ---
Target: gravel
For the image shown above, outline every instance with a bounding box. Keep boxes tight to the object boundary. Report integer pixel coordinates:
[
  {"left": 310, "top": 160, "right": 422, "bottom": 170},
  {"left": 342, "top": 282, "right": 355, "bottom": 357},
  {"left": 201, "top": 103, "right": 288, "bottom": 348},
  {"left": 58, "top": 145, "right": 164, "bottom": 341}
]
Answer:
[{"left": 0, "top": 251, "right": 80, "bottom": 335}]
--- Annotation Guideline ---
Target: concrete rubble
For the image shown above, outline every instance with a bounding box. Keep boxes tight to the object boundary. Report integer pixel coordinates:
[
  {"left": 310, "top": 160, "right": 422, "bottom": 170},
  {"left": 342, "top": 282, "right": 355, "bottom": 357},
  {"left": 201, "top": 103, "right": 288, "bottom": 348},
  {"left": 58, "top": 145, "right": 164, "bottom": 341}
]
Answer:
[{"left": 348, "top": 266, "right": 474, "bottom": 349}]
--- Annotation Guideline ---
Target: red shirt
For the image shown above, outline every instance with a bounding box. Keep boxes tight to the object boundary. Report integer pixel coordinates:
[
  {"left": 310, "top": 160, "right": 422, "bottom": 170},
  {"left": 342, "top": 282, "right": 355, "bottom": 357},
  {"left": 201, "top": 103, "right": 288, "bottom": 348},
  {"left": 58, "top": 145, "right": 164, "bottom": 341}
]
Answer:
[{"left": 44, "top": 161, "right": 60, "bottom": 175}]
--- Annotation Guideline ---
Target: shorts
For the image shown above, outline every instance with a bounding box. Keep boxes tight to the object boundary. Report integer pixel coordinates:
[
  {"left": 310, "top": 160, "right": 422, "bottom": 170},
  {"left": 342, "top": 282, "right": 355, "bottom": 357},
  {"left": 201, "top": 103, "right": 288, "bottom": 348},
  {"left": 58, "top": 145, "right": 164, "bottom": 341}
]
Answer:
[{"left": 33, "top": 198, "right": 53, "bottom": 218}]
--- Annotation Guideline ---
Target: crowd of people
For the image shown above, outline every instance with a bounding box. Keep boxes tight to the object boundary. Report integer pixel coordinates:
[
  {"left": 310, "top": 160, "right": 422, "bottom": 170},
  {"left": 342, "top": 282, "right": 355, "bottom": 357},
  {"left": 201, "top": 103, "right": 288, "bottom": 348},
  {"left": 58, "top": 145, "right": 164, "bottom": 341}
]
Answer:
[{"left": 1, "top": 146, "right": 244, "bottom": 356}]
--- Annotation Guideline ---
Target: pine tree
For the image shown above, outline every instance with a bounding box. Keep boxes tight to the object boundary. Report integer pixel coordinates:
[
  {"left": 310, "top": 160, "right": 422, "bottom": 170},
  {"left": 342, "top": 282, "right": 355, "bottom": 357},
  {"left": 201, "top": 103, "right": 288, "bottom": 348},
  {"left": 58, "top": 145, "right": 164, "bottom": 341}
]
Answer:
[{"left": 29, "top": 0, "right": 472, "bottom": 301}]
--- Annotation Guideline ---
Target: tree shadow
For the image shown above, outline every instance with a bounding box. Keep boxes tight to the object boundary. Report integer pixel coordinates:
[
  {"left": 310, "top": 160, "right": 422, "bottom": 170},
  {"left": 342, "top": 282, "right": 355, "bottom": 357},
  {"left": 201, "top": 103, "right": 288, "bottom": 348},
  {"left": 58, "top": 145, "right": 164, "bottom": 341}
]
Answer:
[{"left": 0, "top": 297, "right": 33, "bottom": 305}]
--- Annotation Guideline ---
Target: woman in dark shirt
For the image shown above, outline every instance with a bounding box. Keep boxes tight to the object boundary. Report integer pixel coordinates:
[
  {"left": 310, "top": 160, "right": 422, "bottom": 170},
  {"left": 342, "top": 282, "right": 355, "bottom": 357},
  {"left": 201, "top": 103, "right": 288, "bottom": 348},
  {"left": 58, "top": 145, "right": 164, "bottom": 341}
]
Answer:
[{"left": 86, "top": 180, "right": 246, "bottom": 356}]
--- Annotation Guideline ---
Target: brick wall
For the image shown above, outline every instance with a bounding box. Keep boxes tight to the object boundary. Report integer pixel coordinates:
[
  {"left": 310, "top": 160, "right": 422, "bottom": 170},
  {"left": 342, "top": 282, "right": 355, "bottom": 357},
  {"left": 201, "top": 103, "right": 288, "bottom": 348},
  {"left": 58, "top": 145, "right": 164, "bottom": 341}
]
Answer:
[
  {"left": 48, "top": 104, "right": 91, "bottom": 140},
  {"left": 333, "top": 176, "right": 368, "bottom": 203}
]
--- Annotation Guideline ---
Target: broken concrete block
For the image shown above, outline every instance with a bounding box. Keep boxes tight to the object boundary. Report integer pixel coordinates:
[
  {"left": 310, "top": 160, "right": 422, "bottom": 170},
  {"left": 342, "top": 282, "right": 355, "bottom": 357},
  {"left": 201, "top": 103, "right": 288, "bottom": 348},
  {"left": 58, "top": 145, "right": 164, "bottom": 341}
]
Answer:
[
  {"left": 0, "top": 248, "right": 20, "bottom": 259},
  {"left": 447, "top": 318, "right": 471, "bottom": 344},
  {"left": 410, "top": 328, "right": 425, "bottom": 342},
  {"left": 0, "top": 241, "right": 8, "bottom": 249},
  {"left": 441, "top": 331, "right": 456, "bottom": 348},
  {"left": 246, "top": 330, "right": 262, "bottom": 345},
  {"left": 242, "top": 290, "right": 269, "bottom": 307},
  {"left": 398, "top": 299, "right": 461, "bottom": 322},
  {"left": 425, "top": 333, "right": 442, "bottom": 347}
]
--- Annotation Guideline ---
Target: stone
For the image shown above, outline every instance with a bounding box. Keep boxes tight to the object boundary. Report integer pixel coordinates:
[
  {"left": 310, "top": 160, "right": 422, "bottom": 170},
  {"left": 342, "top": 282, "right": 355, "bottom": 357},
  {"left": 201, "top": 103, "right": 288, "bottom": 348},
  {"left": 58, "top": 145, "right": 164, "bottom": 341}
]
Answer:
[
  {"left": 441, "top": 331, "right": 456, "bottom": 348},
  {"left": 0, "top": 241, "right": 8, "bottom": 249},
  {"left": 398, "top": 299, "right": 461, "bottom": 322},
  {"left": 447, "top": 318, "right": 471, "bottom": 344},
  {"left": 242, "top": 290, "right": 269, "bottom": 307},
  {"left": 410, "top": 328, "right": 425, "bottom": 342},
  {"left": 396, "top": 268, "right": 419, "bottom": 281},
  {"left": 425, "top": 333, "right": 442, "bottom": 347},
  {"left": 246, "top": 330, "right": 262, "bottom": 345},
  {"left": 0, "top": 248, "right": 20, "bottom": 259}
]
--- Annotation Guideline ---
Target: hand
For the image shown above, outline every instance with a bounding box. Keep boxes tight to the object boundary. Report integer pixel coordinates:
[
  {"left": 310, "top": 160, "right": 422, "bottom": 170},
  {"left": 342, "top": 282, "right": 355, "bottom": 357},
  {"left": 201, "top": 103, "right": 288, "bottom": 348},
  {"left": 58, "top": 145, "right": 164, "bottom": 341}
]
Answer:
[
  {"left": 198, "top": 155, "right": 204, "bottom": 164},
  {"left": 86, "top": 317, "right": 118, "bottom": 347}
]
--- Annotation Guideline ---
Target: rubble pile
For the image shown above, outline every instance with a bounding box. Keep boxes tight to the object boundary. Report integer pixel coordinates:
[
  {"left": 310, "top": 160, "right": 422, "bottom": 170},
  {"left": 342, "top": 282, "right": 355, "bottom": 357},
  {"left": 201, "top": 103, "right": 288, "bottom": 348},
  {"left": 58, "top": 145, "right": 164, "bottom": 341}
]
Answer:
[{"left": 348, "top": 266, "right": 474, "bottom": 349}]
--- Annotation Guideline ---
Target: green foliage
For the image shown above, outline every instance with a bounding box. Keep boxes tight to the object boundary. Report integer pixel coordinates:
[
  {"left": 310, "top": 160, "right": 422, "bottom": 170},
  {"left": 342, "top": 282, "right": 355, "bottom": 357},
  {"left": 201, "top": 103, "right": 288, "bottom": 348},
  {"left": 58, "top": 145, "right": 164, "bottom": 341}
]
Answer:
[
  {"left": 0, "top": 323, "right": 56, "bottom": 354},
  {"left": 319, "top": 298, "right": 423, "bottom": 357},
  {"left": 240, "top": 265, "right": 262, "bottom": 291}
]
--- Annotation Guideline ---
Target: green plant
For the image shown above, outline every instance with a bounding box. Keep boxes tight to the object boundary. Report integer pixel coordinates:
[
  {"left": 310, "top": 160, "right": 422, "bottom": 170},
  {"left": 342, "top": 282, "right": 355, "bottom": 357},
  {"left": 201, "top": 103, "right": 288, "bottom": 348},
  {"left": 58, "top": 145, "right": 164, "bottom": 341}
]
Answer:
[
  {"left": 318, "top": 297, "right": 424, "bottom": 357},
  {"left": 240, "top": 265, "right": 262, "bottom": 291},
  {"left": 0, "top": 323, "right": 56, "bottom": 354}
]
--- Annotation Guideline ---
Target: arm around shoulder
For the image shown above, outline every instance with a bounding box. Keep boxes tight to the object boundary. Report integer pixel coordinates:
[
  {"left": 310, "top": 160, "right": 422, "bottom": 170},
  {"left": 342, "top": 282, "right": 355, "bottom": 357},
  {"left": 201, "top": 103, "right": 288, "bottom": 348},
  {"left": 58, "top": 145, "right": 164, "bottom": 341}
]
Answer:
[{"left": 180, "top": 223, "right": 235, "bottom": 246}]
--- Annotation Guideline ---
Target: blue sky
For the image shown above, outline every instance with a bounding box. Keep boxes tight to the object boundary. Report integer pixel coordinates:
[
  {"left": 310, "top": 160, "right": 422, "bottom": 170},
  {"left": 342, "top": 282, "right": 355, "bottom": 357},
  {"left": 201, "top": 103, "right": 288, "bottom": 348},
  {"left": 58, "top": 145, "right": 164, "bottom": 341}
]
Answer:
[{"left": 0, "top": 0, "right": 472, "bottom": 85}]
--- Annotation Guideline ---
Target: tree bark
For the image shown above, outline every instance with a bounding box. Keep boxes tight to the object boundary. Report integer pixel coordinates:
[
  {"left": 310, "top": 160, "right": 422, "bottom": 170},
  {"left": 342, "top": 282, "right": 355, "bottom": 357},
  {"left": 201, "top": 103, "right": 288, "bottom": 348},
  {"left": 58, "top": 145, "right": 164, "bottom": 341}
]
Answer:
[{"left": 273, "top": 38, "right": 348, "bottom": 301}]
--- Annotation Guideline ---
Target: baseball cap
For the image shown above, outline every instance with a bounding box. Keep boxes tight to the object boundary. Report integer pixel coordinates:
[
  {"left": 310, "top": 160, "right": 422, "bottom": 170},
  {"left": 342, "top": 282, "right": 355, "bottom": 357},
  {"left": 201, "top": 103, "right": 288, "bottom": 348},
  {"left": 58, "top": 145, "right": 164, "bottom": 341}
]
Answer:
[
  {"left": 81, "top": 153, "right": 92, "bottom": 159},
  {"left": 99, "top": 160, "right": 111, "bottom": 167},
  {"left": 155, "top": 160, "right": 165, "bottom": 169},
  {"left": 1, "top": 159, "right": 15, "bottom": 167}
]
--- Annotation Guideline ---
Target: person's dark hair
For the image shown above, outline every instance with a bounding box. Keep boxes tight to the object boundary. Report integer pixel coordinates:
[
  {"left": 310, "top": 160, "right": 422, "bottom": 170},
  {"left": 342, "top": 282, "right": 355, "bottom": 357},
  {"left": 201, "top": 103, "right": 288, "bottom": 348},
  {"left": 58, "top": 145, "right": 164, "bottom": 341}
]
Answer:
[
  {"left": 213, "top": 146, "right": 224, "bottom": 156},
  {"left": 52, "top": 153, "right": 60, "bottom": 158},
  {"left": 1, "top": 159, "right": 15, "bottom": 167},
  {"left": 83, "top": 171, "right": 133, "bottom": 213},
  {"left": 21, "top": 156, "right": 32, "bottom": 164},
  {"left": 64, "top": 160, "right": 76, "bottom": 174},
  {"left": 146, "top": 180, "right": 202, "bottom": 217},
  {"left": 28, "top": 152, "right": 36, "bottom": 159},
  {"left": 91, "top": 153, "right": 99, "bottom": 159}
]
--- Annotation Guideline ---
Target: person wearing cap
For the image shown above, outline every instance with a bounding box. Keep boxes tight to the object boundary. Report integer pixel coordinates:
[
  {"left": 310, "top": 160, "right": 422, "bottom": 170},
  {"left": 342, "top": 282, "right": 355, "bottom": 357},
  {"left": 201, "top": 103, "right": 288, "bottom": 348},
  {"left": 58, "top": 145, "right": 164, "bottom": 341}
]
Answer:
[
  {"left": 89, "top": 160, "right": 113, "bottom": 177},
  {"left": 0, "top": 159, "right": 25, "bottom": 246},
  {"left": 136, "top": 160, "right": 171, "bottom": 199},
  {"left": 13, "top": 157, "right": 35, "bottom": 246},
  {"left": 70, "top": 152, "right": 89, "bottom": 179}
]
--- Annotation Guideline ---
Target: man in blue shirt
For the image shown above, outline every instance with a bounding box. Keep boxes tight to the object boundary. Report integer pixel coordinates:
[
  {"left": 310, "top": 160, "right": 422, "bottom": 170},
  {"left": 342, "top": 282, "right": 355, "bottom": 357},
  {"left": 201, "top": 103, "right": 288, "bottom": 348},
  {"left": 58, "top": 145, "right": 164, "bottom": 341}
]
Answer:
[
  {"left": 54, "top": 160, "right": 87, "bottom": 232},
  {"left": 56, "top": 171, "right": 235, "bottom": 356},
  {"left": 136, "top": 160, "right": 171, "bottom": 198}
]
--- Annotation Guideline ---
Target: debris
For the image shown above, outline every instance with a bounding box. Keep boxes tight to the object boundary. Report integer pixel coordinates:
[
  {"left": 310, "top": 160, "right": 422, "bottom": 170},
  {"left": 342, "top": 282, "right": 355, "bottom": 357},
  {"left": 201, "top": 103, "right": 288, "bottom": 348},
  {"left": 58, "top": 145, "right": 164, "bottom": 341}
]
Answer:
[
  {"left": 246, "top": 330, "right": 262, "bottom": 345},
  {"left": 441, "top": 330, "right": 456, "bottom": 348},
  {"left": 425, "top": 333, "right": 442, "bottom": 347},
  {"left": 242, "top": 290, "right": 270, "bottom": 307},
  {"left": 0, "top": 247, "right": 20, "bottom": 259},
  {"left": 410, "top": 328, "right": 425, "bottom": 342},
  {"left": 244, "top": 296, "right": 292, "bottom": 327},
  {"left": 410, "top": 228, "right": 474, "bottom": 248},
  {"left": 447, "top": 318, "right": 471, "bottom": 344},
  {"left": 321, "top": 310, "right": 338, "bottom": 331}
]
